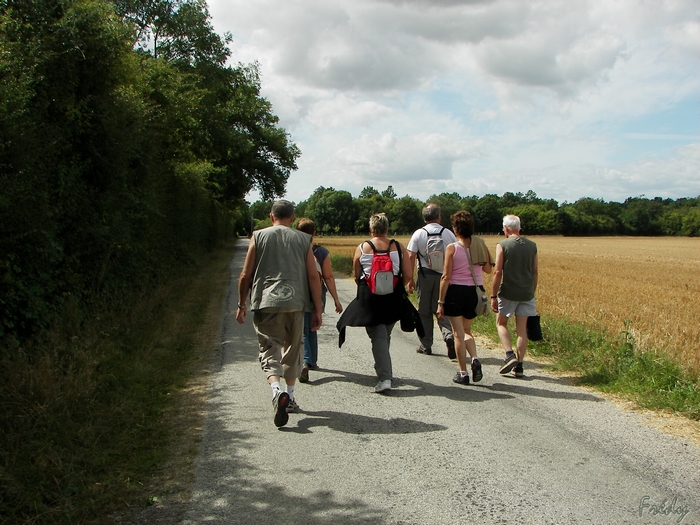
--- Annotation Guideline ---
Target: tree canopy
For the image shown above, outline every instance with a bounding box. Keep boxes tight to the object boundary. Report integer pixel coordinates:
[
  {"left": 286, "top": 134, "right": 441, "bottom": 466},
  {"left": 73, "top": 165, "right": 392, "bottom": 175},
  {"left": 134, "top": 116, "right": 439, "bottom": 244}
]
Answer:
[
  {"left": 1, "top": 0, "right": 299, "bottom": 345},
  {"left": 258, "top": 188, "right": 700, "bottom": 237}
]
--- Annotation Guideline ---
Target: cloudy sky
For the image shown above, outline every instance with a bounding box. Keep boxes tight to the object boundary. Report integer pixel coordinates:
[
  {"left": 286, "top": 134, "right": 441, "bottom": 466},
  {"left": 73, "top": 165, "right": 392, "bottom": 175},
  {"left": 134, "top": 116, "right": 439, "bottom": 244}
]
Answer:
[{"left": 206, "top": 0, "right": 700, "bottom": 205}]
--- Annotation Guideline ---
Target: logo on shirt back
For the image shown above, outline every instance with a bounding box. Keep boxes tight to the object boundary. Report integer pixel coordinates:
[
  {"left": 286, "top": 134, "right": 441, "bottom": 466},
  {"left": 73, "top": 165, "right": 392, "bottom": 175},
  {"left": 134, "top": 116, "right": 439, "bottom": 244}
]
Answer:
[{"left": 263, "top": 282, "right": 295, "bottom": 302}]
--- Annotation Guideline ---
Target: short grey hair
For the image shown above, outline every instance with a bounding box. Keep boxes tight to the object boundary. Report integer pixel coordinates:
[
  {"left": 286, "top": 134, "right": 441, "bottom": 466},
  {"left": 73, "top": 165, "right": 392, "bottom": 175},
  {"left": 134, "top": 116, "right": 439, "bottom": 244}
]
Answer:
[
  {"left": 271, "top": 200, "right": 294, "bottom": 220},
  {"left": 422, "top": 203, "right": 440, "bottom": 222},
  {"left": 503, "top": 214, "right": 521, "bottom": 232},
  {"left": 369, "top": 213, "right": 389, "bottom": 236}
]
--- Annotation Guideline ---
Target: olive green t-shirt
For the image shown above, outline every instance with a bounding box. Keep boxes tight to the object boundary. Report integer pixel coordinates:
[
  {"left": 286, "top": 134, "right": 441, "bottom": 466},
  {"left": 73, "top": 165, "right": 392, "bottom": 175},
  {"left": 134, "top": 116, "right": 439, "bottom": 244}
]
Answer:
[
  {"left": 498, "top": 236, "right": 537, "bottom": 302},
  {"left": 250, "top": 225, "right": 312, "bottom": 312}
]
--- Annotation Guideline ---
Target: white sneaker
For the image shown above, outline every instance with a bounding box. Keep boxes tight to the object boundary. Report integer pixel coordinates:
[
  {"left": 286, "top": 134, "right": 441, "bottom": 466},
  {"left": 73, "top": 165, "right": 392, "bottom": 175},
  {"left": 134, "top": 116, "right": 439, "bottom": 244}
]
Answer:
[{"left": 374, "top": 380, "right": 392, "bottom": 393}]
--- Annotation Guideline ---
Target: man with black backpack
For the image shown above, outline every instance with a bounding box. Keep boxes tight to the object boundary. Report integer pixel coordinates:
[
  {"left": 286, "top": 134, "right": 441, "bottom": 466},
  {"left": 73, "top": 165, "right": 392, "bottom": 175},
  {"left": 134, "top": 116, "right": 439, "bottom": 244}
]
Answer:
[{"left": 407, "top": 204, "right": 457, "bottom": 358}]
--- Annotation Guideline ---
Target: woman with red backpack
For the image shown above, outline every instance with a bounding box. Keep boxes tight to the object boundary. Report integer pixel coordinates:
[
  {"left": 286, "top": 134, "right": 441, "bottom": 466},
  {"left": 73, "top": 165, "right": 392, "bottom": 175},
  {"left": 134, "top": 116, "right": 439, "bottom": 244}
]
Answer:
[{"left": 336, "top": 213, "right": 415, "bottom": 393}]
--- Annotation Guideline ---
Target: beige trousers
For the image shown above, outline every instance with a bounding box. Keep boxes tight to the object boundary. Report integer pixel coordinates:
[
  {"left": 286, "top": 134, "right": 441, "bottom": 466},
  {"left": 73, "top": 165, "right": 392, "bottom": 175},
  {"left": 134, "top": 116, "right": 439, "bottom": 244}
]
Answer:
[{"left": 253, "top": 310, "right": 304, "bottom": 382}]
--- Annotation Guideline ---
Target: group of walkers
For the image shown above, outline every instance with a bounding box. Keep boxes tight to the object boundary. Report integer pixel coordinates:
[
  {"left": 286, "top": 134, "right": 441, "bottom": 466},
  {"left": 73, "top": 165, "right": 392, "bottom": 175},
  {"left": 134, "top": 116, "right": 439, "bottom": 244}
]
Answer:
[{"left": 236, "top": 200, "right": 538, "bottom": 428}]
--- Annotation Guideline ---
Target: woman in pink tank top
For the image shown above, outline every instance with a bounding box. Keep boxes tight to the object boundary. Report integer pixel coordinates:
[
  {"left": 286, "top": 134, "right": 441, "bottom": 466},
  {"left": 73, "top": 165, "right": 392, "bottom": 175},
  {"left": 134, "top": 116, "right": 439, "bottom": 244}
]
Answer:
[{"left": 436, "top": 211, "right": 493, "bottom": 385}]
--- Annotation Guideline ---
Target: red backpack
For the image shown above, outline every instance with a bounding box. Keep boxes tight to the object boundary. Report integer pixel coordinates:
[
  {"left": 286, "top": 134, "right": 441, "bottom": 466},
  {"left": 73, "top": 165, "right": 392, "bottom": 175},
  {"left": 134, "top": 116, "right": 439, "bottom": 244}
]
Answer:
[{"left": 364, "top": 240, "right": 399, "bottom": 295}]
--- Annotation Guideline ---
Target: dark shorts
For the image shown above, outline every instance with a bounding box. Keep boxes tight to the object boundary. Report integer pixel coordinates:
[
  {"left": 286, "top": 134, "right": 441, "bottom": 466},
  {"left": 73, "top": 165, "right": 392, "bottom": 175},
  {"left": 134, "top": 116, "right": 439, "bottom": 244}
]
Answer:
[{"left": 443, "top": 284, "right": 478, "bottom": 320}]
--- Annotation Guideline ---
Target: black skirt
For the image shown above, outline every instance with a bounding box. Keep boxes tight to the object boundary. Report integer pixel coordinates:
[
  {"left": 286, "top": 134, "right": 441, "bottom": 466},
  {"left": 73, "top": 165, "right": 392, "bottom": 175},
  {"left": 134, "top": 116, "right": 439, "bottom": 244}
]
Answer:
[{"left": 443, "top": 284, "right": 478, "bottom": 320}]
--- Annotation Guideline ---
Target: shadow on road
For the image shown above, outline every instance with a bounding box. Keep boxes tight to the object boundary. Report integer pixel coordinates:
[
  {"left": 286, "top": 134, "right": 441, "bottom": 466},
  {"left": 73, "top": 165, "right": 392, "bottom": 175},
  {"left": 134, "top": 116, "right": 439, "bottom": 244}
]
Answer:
[
  {"left": 184, "top": 409, "right": 387, "bottom": 525},
  {"left": 488, "top": 381, "right": 604, "bottom": 401},
  {"left": 311, "top": 367, "right": 514, "bottom": 403},
  {"left": 283, "top": 410, "right": 448, "bottom": 435},
  {"left": 309, "top": 367, "right": 601, "bottom": 403}
]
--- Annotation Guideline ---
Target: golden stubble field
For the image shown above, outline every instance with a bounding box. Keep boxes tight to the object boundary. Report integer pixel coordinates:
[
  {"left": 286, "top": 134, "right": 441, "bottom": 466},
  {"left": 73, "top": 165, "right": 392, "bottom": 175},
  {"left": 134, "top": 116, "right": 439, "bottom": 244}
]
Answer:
[{"left": 319, "top": 235, "right": 700, "bottom": 372}]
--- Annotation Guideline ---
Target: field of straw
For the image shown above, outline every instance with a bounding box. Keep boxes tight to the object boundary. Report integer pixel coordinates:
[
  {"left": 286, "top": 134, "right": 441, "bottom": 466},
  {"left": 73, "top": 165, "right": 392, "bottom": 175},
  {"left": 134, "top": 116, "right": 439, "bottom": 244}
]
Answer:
[{"left": 319, "top": 235, "right": 700, "bottom": 372}]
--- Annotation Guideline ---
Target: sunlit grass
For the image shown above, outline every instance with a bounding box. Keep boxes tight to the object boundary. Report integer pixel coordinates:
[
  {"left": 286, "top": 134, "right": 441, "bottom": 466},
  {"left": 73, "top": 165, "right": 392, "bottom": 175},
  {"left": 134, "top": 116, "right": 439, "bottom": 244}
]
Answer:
[
  {"left": 484, "top": 315, "right": 700, "bottom": 420},
  {"left": 322, "top": 235, "right": 700, "bottom": 420},
  {"left": 320, "top": 235, "right": 700, "bottom": 372}
]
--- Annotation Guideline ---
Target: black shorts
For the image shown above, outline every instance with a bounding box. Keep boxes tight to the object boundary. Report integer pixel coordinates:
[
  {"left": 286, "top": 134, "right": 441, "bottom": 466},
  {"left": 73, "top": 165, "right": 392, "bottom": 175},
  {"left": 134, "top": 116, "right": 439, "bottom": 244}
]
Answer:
[{"left": 443, "top": 284, "right": 478, "bottom": 319}]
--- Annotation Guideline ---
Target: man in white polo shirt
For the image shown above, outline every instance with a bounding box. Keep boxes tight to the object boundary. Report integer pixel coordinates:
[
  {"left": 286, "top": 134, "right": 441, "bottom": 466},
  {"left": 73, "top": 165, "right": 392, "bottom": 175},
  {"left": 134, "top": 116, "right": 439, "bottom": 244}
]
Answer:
[{"left": 407, "top": 203, "right": 457, "bottom": 358}]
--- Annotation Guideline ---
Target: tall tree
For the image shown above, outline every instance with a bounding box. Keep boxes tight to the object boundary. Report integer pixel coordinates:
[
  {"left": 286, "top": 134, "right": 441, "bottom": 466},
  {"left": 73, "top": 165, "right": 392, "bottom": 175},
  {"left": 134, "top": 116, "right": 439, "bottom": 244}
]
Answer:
[
  {"left": 0, "top": 0, "right": 300, "bottom": 342},
  {"left": 427, "top": 192, "right": 463, "bottom": 227},
  {"left": 359, "top": 186, "right": 380, "bottom": 199},
  {"left": 473, "top": 194, "right": 503, "bottom": 233},
  {"left": 381, "top": 185, "right": 396, "bottom": 199},
  {"left": 305, "top": 187, "right": 358, "bottom": 233},
  {"left": 681, "top": 208, "right": 700, "bottom": 236},
  {"left": 389, "top": 196, "right": 423, "bottom": 234},
  {"left": 114, "top": 0, "right": 230, "bottom": 65},
  {"left": 354, "top": 194, "right": 389, "bottom": 234}
]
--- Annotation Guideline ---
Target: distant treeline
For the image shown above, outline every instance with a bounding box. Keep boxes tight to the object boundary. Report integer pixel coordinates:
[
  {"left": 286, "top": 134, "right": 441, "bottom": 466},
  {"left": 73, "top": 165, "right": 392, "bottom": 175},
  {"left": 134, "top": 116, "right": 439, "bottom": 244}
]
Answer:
[
  {"left": 0, "top": 0, "right": 299, "bottom": 346},
  {"left": 249, "top": 186, "right": 700, "bottom": 237}
]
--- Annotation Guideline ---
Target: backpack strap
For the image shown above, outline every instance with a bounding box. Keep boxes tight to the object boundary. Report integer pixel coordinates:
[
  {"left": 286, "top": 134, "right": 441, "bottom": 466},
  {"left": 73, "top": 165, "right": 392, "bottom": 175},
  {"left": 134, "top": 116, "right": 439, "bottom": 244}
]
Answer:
[
  {"left": 457, "top": 240, "right": 484, "bottom": 292},
  {"left": 393, "top": 239, "right": 402, "bottom": 280},
  {"left": 364, "top": 240, "right": 379, "bottom": 253},
  {"left": 423, "top": 226, "right": 445, "bottom": 236},
  {"left": 364, "top": 239, "right": 393, "bottom": 254},
  {"left": 417, "top": 227, "right": 433, "bottom": 271},
  {"left": 361, "top": 240, "right": 374, "bottom": 280},
  {"left": 417, "top": 238, "right": 425, "bottom": 276}
]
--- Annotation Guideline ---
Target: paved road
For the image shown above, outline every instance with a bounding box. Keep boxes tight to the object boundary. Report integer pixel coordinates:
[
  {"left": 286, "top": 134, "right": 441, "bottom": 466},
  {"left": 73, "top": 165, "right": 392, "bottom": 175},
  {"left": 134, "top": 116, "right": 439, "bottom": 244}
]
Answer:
[{"left": 183, "top": 239, "right": 700, "bottom": 525}]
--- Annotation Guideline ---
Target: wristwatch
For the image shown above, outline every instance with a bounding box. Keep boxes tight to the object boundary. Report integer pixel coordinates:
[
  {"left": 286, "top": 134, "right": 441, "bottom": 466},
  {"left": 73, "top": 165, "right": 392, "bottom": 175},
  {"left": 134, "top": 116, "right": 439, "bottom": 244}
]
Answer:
[{"left": 237, "top": 303, "right": 245, "bottom": 308}]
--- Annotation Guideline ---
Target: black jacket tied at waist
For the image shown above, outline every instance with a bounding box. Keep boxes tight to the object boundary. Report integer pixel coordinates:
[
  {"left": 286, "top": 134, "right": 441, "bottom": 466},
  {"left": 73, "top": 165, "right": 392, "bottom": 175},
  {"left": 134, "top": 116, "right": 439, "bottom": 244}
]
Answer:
[{"left": 336, "top": 279, "right": 424, "bottom": 347}]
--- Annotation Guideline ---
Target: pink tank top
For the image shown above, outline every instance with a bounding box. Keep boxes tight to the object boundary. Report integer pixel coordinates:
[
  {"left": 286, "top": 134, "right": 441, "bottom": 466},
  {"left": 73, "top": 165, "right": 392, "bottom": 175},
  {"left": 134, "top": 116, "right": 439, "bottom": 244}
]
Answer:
[{"left": 450, "top": 242, "right": 482, "bottom": 286}]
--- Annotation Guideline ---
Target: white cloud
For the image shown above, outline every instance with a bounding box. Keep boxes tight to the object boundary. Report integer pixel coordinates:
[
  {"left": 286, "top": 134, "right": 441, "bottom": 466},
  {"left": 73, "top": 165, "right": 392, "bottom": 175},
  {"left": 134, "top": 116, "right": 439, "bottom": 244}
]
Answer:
[
  {"left": 306, "top": 96, "right": 394, "bottom": 129},
  {"left": 333, "top": 132, "right": 485, "bottom": 182},
  {"left": 618, "top": 142, "right": 700, "bottom": 198},
  {"left": 207, "top": 0, "right": 700, "bottom": 204}
]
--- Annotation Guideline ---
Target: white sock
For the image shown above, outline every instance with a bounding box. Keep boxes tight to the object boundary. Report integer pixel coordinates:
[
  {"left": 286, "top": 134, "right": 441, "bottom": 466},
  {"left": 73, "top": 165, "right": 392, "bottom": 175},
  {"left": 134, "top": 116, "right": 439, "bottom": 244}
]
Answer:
[
  {"left": 472, "top": 357, "right": 479, "bottom": 364},
  {"left": 286, "top": 384, "right": 295, "bottom": 400},
  {"left": 271, "top": 382, "right": 281, "bottom": 398}
]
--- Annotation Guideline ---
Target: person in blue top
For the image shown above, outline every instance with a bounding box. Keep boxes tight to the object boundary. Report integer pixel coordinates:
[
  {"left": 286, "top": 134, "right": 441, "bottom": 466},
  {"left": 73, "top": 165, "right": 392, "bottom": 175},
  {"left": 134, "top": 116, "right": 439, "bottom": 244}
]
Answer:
[{"left": 296, "top": 218, "right": 343, "bottom": 384}]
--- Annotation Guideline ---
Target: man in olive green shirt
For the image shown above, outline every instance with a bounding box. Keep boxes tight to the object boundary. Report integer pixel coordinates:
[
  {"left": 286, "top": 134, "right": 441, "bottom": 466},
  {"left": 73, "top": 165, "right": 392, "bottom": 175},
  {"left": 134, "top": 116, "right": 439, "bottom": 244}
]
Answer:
[
  {"left": 236, "top": 200, "right": 322, "bottom": 427},
  {"left": 490, "top": 214, "right": 538, "bottom": 378}
]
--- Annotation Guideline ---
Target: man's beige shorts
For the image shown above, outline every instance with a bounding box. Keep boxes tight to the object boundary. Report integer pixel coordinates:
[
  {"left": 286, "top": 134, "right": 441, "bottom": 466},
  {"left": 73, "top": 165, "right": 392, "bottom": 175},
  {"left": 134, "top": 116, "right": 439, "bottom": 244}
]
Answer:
[{"left": 253, "top": 310, "right": 304, "bottom": 382}]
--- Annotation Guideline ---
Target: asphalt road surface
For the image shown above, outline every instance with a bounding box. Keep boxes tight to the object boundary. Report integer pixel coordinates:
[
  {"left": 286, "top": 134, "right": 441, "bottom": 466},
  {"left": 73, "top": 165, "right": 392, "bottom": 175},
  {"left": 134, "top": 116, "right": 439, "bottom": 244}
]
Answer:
[{"left": 182, "top": 239, "right": 699, "bottom": 525}]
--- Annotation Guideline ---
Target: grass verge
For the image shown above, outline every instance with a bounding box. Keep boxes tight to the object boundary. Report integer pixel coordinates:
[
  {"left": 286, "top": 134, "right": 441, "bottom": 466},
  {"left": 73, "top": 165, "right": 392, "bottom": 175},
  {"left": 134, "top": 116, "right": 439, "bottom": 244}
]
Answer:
[
  {"left": 330, "top": 253, "right": 353, "bottom": 277},
  {"left": 0, "top": 241, "right": 234, "bottom": 524},
  {"left": 472, "top": 314, "right": 700, "bottom": 421}
]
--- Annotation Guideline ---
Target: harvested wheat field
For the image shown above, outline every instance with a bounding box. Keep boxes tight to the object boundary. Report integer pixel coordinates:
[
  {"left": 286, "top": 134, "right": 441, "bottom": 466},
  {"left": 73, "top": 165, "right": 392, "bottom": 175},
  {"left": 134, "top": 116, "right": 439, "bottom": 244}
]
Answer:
[{"left": 319, "top": 235, "right": 700, "bottom": 373}]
